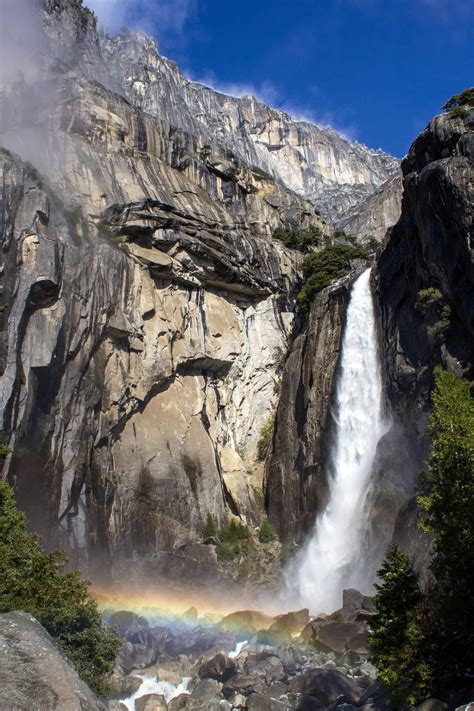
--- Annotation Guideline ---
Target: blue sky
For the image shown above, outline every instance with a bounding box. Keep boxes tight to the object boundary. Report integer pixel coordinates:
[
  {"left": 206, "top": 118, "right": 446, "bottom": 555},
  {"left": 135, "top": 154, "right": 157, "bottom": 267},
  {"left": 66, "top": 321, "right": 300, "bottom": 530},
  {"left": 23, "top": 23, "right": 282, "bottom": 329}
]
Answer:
[{"left": 88, "top": 0, "right": 474, "bottom": 157}]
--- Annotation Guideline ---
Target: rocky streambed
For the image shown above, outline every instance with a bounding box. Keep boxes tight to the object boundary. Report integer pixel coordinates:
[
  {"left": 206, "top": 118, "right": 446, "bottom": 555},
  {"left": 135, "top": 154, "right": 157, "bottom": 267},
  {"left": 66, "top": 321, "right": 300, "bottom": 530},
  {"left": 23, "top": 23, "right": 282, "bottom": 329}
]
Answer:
[{"left": 106, "top": 589, "right": 387, "bottom": 711}]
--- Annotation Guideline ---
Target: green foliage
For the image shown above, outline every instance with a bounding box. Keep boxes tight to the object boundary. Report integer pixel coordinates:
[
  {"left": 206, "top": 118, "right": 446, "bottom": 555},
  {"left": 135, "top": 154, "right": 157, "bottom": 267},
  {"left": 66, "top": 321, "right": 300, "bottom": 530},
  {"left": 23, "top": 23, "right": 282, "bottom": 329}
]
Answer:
[
  {"left": 0, "top": 430, "right": 11, "bottom": 460},
  {"left": 0, "top": 480, "right": 120, "bottom": 695},
  {"left": 364, "top": 236, "right": 380, "bottom": 254},
  {"left": 216, "top": 521, "right": 251, "bottom": 561},
  {"left": 203, "top": 513, "right": 218, "bottom": 539},
  {"left": 219, "top": 519, "right": 250, "bottom": 543},
  {"left": 371, "top": 547, "right": 432, "bottom": 705},
  {"left": 257, "top": 417, "right": 274, "bottom": 461},
  {"left": 372, "top": 370, "right": 474, "bottom": 703},
  {"left": 272, "top": 225, "right": 322, "bottom": 252},
  {"left": 415, "top": 288, "right": 451, "bottom": 342},
  {"left": 216, "top": 542, "right": 241, "bottom": 560},
  {"left": 443, "top": 88, "right": 474, "bottom": 117},
  {"left": 298, "top": 242, "right": 369, "bottom": 311},
  {"left": 418, "top": 369, "right": 474, "bottom": 681},
  {"left": 258, "top": 520, "right": 276, "bottom": 543}
]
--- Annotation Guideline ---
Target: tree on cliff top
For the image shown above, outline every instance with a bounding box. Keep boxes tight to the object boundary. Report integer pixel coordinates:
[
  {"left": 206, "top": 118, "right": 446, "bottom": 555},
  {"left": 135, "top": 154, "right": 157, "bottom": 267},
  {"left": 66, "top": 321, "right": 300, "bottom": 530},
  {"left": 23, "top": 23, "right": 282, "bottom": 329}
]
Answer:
[{"left": 0, "top": 479, "right": 120, "bottom": 696}]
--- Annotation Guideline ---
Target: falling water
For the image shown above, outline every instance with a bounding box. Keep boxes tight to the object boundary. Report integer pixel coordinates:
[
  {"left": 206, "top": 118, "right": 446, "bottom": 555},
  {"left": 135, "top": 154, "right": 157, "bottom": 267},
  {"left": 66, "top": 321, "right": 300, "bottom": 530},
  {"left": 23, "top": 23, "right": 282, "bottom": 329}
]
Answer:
[{"left": 286, "top": 268, "right": 389, "bottom": 613}]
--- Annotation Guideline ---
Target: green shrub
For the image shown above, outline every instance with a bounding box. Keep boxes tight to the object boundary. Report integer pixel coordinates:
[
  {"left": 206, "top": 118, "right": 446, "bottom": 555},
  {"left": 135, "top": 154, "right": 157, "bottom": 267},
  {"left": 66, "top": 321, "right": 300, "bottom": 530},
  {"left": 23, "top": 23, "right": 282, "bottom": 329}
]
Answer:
[
  {"left": 0, "top": 479, "right": 120, "bottom": 695},
  {"left": 297, "top": 242, "right": 369, "bottom": 311},
  {"left": 415, "top": 288, "right": 451, "bottom": 342},
  {"left": 203, "top": 513, "right": 218, "bottom": 539},
  {"left": 257, "top": 417, "right": 274, "bottom": 461},
  {"left": 443, "top": 88, "right": 474, "bottom": 116},
  {"left": 272, "top": 225, "right": 322, "bottom": 252},
  {"left": 216, "top": 542, "right": 240, "bottom": 560},
  {"left": 258, "top": 520, "right": 276, "bottom": 543},
  {"left": 219, "top": 519, "right": 250, "bottom": 543},
  {"left": 252, "top": 485, "right": 264, "bottom": 506},
  {"left": 0, "top": 429, "right": 10, "bottom": 459}
]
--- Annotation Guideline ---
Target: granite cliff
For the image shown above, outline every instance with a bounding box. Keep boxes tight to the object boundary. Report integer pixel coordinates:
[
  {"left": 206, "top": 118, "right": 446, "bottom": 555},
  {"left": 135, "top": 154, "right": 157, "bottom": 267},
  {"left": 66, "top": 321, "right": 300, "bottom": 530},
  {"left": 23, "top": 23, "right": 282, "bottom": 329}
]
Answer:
[
  {"left": 266, "top": 102, "right": 473, "bottom": 582},
  {"left": 0, "top": 0, "right": 399, "bottom": 580},
  {"left": 1, "top": 0, "right": 469, "bottom": 590}
]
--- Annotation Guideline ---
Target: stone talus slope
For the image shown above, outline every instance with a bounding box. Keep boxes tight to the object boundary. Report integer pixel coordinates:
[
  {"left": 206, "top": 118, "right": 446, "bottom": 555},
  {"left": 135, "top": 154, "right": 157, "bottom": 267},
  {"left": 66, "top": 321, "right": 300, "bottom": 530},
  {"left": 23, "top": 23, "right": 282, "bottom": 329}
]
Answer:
[{"left": 0, "top": 1, "right": 328, "bottom": 576}]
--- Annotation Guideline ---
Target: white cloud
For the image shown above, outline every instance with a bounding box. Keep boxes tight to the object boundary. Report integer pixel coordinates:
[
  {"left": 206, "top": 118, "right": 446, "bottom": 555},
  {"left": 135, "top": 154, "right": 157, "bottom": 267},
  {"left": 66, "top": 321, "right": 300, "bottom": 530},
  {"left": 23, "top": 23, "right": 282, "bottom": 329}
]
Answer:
[
  {"left": 189, "top": 72, "right": 280, "bottom": 106},
  {"left": 86, "top": 0, "right": 196, "bottom": 35}
]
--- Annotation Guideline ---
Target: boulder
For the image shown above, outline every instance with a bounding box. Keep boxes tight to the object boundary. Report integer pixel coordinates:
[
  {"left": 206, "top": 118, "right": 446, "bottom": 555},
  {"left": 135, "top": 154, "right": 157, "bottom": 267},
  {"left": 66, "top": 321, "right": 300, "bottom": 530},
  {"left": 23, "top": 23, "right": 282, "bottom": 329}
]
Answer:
[
  {"left": 197, "top": 653, "right": 236, "bottom": 682},
  {"left": 246, "top": 693, "right": 292, "bottom": 710},
  {"left": 222, "top": 674, "right": 268, "bottom": 699},
  {"left": 107, "top": 703, "right": 128, "bottom": 711},
  {"left": 288, "top": 668, "right": 363, "bottom": 706},
  {"left": 135, "top": 693, "right": 168, "bottom": 711},
  {"left": 108, "top": 671, "right": 143, "bottom": 698},
  {"left": 219, "top": 610, "right": 275, "bottom": 634},
  {"left": 306, "top": 621, "right": 364, "bottom": 655},
  {"left": 244, "top": 653, "right": 286, "bottom": 683},
  {"left": 342, "top": 589, "right": 375, "bottom": 621},
  {"left": 416, "top": 701, "right": 449, "bottom": 711},
  {"left": 270, "top": 609, "right": 310, "bottom": 637},
  {"left": 0, "top": 611, "right": 106, "bottom": 710}
]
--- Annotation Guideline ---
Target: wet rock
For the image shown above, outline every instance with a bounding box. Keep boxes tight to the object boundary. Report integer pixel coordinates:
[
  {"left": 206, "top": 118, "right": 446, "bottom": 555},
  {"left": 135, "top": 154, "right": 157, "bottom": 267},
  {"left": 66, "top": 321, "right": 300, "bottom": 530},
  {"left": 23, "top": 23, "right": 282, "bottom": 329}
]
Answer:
[
  {"left": 197, "top": 653, "right": 236, "bottom": 682},
  {"left": 288, "top": 668, "right": 363, "bottom": 706},
  {"left": 222, "top": 674, "right": 268, "bottom": 699},
  {"left": 416, "top": 701, "right": 449, "bottom": 711},
  {"left": 220, "top": 610, "right": 275, "bottom": 634},
  {"left": 244, "top": 652, "right": 287, "bottom": 683},
  {"left": 341, "top": 589, "right": 376, "bottom": 621},
  {"left": 109, "top": 610, "right": 149, "bottom": 635},
  {"left": 246, "top": 693, "right": 292, "bottom": 710},
  {"left": 270, "top": 609, "right": 310, "bottom": 637},
  {"left": 135, "top": 694, "right": 168, "bottom": 711},
  {"left": 0, "top": 611, "right": 106, "bottom": 710},
  {"left": 108, "top": 671, "right": 143, "bottom": 698}
]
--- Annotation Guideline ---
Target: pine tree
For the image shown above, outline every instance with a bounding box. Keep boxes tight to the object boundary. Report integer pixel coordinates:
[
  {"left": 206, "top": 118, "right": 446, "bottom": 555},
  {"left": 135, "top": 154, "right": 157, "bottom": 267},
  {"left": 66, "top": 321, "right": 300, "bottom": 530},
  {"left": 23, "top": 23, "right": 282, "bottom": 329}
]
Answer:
[
  {"left": 418, "top": 369, "right": 474, "bottom": 683},
  {"left": 0, "top": 479, "right": 120, "bottom": 695},
  {"left": 371, "top": 547, "right": 432, "bottom": 705}
]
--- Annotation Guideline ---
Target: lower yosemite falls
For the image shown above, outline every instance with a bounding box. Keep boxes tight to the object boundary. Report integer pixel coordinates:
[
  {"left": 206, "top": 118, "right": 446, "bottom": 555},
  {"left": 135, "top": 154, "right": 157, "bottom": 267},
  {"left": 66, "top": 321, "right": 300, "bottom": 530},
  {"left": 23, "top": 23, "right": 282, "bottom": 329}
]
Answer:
[
  {"left": 286, "top": 269, "right": 389, "bottom": 612},
  {"left": 1, "top": 0, "right": 473, "bottom": 708}
]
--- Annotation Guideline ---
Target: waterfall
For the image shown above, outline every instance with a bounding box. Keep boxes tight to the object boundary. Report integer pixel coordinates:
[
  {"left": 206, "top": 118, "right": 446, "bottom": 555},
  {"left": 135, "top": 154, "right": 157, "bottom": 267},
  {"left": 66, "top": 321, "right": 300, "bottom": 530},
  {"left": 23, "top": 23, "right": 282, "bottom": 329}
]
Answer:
[{"left": 286, "top": 268, "right": 389, "bottom": 613}]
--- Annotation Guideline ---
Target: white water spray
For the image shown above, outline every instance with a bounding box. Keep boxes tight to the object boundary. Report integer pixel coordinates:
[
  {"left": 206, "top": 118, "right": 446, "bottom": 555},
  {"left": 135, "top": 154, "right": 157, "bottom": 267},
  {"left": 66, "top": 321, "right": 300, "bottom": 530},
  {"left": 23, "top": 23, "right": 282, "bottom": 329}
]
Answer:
[{"left": 286, "top": 268, "right": 389, "bottom": 613}]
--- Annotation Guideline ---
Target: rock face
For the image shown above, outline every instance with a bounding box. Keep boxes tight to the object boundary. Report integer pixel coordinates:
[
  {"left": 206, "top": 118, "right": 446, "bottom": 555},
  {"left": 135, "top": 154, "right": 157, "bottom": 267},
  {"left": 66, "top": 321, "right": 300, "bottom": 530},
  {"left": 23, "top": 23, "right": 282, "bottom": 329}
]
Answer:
[
  {"left": 335, "top": 171, "right": 403, "bottom": 243},
  {"left": 99, "top": 31, "right": 398, "bottom": 224},
  {"left": 0, "top": 0, "right": 397, "bottom": 579},
  {"left": 374, "top": 108, "right": 474, "bottom": 566},
  {"left": 0, "top": 611, "right": 106, "bottom": 710},
  {"left": 0, "top": 0, "right": 320, "bottom": 576},
  {"left": 265, "top": 273, "right": 358, "bottom": 542}
]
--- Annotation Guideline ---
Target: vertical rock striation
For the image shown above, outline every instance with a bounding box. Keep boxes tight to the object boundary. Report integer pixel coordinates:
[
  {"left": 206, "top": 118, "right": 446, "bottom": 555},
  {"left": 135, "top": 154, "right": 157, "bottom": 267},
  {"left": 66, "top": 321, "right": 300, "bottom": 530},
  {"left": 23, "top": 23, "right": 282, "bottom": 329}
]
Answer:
[{"left": 372, "top": 107, "right": 474, "bottom": 568}]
